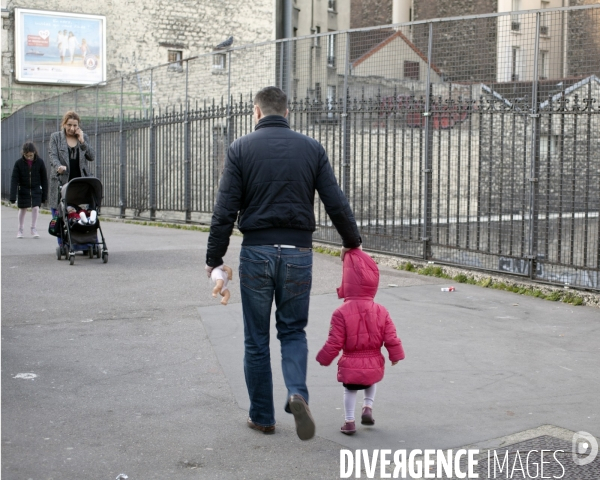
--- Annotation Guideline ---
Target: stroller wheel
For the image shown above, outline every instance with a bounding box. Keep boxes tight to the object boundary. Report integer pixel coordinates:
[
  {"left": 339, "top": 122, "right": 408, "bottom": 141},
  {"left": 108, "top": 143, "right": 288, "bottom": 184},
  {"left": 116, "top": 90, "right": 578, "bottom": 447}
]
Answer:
[
  {"left": 102, "top": 252, "right": 108, "bottom": 264},
  {"left": 88, "top": 248, "right": 94, "bottom": 259},
  {"left": 96, "top": 247, "right": 101, "bottom": 259},
  {"left": 69, "top": 253, "right": 75, "bottom": 266},
  {"left": 56, "top": 246, "right": 62, "bottom": 260}
]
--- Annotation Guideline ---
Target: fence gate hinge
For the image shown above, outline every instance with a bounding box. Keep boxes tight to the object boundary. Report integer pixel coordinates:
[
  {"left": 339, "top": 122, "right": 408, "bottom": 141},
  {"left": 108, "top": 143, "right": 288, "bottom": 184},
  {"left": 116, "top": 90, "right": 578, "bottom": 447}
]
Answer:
[
  {"left": 529, "top": 113, "right": 540, "bottom": 118},
  {"left": 422, "top": 112, "right": 432, "bottom": 117},
  {"left": 424, "top": 168, "right": 432, "bottom": 173},
  {"left": 421, "top": 237, "right": 430, "bottom": 242},
  {"left": 527, "top": 177, "right": 539, "bottom": 182}
]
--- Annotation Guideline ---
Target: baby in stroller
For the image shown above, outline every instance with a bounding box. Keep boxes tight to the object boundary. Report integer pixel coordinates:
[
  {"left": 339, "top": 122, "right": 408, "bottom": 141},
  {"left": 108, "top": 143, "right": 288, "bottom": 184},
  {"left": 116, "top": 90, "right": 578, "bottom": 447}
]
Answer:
[{"left": 66, "top": 204, "right": 98, "bottom": 227}]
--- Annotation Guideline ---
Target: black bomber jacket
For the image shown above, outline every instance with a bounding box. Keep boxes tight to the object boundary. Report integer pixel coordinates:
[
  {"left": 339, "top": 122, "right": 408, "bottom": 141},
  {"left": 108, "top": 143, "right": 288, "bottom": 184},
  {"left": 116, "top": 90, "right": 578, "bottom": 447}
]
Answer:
[{"left": 206, "top": 115, "right": 361, "bottom": 267}]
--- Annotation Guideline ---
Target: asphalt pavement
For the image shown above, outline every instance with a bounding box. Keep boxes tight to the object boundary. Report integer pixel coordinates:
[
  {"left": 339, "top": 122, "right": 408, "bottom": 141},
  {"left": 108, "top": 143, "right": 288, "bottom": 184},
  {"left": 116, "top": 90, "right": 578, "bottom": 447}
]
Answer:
[{"left": 2, "top": 205, "right": 599, "bottom": 479}]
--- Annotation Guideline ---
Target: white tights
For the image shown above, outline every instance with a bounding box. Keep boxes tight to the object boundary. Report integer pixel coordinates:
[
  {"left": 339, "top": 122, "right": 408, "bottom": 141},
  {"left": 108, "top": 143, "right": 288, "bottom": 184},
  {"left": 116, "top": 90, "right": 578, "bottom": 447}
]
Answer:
[
  {"left": 18, "top": 207, "right": 39, "bottom": 230},
  {"left": 344, "top": 384, "right": 377, "bottom": 421}
]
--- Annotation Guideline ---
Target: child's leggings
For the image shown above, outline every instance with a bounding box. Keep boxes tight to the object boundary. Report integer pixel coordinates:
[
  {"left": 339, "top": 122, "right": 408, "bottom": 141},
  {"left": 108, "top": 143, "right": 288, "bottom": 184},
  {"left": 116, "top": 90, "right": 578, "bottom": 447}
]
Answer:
[
  {"left": 344, "top": 384, "right": 377, "bottom": 421},
  {"left": 18, "top": 207, "right": 39, "bottom": 230}
]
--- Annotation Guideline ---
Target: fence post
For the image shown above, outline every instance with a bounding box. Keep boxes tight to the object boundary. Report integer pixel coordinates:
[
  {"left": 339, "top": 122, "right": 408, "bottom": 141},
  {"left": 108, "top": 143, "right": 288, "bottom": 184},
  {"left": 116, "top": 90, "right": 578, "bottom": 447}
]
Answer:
[
  {"left": 227, "top": 49, "right": 232, "bottom": 149},
  {"left": 527, "top": 13, "right": 542, "bottom": 279},
  {"left": 341, "top": 32, "right": 351, "bottom": 196},
  {"left": 57, "top": 96, "right": 60, "bottom": 131},
  {"left": 119, "top": 76, "right": 126, "bottom": 218},
  {"left": 30, "top": 103, "right": 34, "bottom": 140},
  {"left": 42, "top": 100, "right": 46, "bottom": 152},
  {"left": 421, "top": 22, "right": 434, "bottom": 260},
  {"left": 184, "top": 60, "right": 192, "bottom": 222},
  {"left": 94, "top": 86, "right": 100, "bottom": 180},
  {"left": 149, "top": 68, "right": 156, "bottom": 220},
  {"left": 279, "top": 41, "right": 284, "bottom": 90}
]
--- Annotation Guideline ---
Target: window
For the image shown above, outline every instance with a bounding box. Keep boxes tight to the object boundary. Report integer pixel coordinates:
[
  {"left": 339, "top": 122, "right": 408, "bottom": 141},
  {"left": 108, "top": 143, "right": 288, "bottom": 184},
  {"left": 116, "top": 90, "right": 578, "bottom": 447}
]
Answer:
[
  {"left": 539, "top": 50, "right": 549, "bottom": 79},
  {"left": 511, "top": 0, "right": 520, "bottom": 31},
  {"left": 327, "top": 85, "right": 336, "bottom": 118},
  {"left": 313, "top": 26, "right": 321, "bottom": 47},
  {"left": 212, "top": 53, "right": 226, "bottom": 70},
  {"left": 511, "top": 46, "right": 521, "bottom": 81},
  {"left": 540, "top": 1, "right": 550, "bottom": 36},
  {"left": 327, "top": 32, "right": 336, "bottom": 67},
  {"left": 293, "top": 28, "right": 298, "bottom": 74},
  {"left": 315, "top": 82, "right": 322, "bottom": 102},
  {"left": 168, "top": 50, "right": 183, "bottom": 71},
  {"left": 404, "top": 60, "right": 420, "bottom": 80},
  {"left": 328, "top": 0, "right": 336, "bottom": 12}
]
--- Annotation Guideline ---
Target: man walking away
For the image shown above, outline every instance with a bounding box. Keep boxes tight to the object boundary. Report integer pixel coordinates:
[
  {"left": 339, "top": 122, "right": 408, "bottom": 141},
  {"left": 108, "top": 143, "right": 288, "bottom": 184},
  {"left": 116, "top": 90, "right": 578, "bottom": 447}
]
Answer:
[{"left": 205, "top": 86, "right": 362, "bottom": 440}]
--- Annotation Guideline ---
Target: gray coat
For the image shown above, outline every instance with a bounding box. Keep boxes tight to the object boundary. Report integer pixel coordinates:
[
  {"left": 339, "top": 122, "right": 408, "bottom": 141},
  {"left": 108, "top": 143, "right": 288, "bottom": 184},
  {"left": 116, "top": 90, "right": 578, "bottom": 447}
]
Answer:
[{"left": 48, "top": 130, "right": 95, "bottom": 209}]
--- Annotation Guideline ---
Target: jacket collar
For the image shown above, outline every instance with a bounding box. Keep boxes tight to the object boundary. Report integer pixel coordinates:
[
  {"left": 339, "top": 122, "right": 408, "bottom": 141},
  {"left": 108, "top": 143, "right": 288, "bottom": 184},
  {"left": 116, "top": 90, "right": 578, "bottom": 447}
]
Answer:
[{"left": 255, "top": 115, "right": 290, "bottom": 131}]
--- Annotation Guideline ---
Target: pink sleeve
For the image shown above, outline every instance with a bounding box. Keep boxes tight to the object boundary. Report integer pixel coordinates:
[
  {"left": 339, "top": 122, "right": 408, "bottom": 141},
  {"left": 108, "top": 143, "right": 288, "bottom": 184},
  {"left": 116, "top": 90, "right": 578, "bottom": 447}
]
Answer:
[
  {"left": 316, "top": 310, "right": 346, "bottom": 366},
  {"left": 382, "top": 309, "right": 405, "bottom": 362}
]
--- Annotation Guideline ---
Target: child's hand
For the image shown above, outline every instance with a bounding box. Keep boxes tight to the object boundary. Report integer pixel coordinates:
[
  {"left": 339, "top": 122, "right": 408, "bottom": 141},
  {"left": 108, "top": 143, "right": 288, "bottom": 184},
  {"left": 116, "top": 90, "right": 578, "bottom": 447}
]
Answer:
[{"left": 391, "top": 361, "right": 399, "bottom": 366}]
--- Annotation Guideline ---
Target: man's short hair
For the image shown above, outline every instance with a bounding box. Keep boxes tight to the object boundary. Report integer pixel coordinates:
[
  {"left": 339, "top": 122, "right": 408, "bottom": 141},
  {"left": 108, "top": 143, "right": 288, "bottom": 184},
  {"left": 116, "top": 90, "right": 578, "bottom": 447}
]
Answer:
[{"left": 254, "top": 86, "right": 288, "bottom": 116}]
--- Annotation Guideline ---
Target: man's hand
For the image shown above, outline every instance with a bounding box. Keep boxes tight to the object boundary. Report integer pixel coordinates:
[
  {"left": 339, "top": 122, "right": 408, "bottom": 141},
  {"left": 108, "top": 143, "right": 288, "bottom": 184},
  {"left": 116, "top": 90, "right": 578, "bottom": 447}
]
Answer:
[
  {"left": 205, "top": 265, "right": 214, "bottom": 278},
  {"left": 392, "top": 361, "right": 399, "bottom": 366},
  {"left": 57, "top": 166, "right": 67, "bottom": 174},
  {"left": 340, "top": 245, "right": 362, "bottom": 261}
]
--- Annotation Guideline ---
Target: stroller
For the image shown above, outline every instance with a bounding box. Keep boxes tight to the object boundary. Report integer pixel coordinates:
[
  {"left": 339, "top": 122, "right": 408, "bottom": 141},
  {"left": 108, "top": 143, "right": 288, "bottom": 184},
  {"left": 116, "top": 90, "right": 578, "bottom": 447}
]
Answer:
[{"left": 55, "top": 177, "right": 108, "bottom": 265}]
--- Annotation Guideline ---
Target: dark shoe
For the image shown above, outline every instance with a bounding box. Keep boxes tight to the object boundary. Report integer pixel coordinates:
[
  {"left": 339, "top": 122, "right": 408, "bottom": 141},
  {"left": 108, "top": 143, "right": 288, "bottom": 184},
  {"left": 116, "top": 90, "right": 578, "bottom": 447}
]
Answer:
[
  {"left": 288, "top": 394, "right": 315, "bottom": 440},
  {"left": 247, "top": 418, "right": 275, "bottom": 434},
  {"left": 361, "top": 406, "right": 375, "bottom": 425},
  {"left": 341, "top": 421, "right": 356, "bottom": 435}
]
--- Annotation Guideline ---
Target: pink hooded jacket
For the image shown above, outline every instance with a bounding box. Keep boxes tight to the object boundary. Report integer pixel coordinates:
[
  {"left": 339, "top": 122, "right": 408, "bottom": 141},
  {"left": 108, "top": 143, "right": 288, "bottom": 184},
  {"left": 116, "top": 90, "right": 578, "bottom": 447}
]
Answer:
[{"left": 316, "top": 249, "right": 405, "bottom": 386}]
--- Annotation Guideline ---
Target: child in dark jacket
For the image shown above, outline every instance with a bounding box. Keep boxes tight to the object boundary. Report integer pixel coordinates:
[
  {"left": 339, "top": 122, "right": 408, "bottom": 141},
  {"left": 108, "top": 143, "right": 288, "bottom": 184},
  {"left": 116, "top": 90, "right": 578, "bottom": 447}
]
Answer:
[
  {"left": 10, "top": 142, "right": 48, "bottom": 238},
  {"left": 316, "top": 249, "right": 405, "bottom": 435}
]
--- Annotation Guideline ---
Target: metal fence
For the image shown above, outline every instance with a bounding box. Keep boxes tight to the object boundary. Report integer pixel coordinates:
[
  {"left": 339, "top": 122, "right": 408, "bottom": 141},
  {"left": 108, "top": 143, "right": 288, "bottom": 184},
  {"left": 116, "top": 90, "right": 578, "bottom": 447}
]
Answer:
[{"left": 2, "top": 6, "right": 599, "bottom": 290}]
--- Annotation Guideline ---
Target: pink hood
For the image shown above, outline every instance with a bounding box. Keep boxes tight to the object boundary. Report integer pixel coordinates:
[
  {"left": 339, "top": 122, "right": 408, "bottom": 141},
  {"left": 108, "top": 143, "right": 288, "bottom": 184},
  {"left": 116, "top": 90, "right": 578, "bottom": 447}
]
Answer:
[{"left": 337, "top": 249, "right": 379, "bottom": 300}]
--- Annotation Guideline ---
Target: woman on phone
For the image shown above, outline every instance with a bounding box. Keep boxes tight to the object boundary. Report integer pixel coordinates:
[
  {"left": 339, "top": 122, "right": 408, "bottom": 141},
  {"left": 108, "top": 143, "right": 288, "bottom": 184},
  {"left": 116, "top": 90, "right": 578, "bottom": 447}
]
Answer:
[{"left": 48, "top": 111, "right": 95, "bottom": 244}]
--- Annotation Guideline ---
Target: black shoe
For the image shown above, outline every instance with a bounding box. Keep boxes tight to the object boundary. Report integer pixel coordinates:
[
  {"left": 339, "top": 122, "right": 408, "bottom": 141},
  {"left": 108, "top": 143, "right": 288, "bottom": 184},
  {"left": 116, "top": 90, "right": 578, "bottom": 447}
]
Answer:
[
  {"left": 247, "top": 418, "right": 275, "bottom": 434},
  {"left": 288, "top": 394, "right": 315, "bottom": 440}
]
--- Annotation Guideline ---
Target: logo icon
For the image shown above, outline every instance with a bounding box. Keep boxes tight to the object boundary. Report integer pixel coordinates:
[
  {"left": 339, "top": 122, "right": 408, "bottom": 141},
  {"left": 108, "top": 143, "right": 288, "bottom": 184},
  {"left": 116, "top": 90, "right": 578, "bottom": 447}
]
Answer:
[
  {"left": 85, "top": 56, "right": 98, "bottom": 71},
  {"left": 572, "top": 431, "right": 598, "bottom": 466}
]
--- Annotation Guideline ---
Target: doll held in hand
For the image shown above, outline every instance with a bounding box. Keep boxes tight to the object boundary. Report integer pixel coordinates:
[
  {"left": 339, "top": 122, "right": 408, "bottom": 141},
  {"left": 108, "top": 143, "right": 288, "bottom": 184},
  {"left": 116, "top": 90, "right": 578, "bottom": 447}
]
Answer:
[{"left": 211, "top": 264, "right": 233, "bottom": 305}]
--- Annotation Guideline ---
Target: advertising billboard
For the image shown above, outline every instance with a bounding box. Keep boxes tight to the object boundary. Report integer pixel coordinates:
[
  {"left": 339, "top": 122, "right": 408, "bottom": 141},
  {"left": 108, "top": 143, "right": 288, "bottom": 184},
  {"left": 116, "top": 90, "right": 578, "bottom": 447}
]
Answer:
[{"left": 14, "top": 8, "right": 106, "bottom": 85}]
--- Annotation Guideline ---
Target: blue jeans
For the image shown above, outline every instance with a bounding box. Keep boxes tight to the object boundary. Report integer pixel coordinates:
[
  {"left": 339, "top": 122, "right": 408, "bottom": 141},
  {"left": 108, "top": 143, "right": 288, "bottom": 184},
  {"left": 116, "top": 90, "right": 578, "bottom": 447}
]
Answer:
[{"left": 239, "top": 245, "right": 313, "bottom": 427}]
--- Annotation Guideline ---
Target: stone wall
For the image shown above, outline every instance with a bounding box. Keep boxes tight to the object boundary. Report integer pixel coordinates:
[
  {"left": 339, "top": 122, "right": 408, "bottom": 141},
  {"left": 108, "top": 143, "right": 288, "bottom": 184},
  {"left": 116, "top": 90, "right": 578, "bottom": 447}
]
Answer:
[
  {"left": 567, "top": 2, "right": 600, "bottom": 77},
  {"left": 350, "top": 0, "right": 393, "bottom": 28},
  {"left": 412, "top": 0, "right": 498, "bottom": 83}
]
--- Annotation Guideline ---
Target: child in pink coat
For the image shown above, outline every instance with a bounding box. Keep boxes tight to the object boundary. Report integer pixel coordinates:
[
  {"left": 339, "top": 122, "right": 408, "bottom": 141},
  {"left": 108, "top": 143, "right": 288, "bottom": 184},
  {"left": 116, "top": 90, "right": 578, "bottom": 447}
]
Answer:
[{"left": 316, "top": 249, "right": 405, "bottom": 435}]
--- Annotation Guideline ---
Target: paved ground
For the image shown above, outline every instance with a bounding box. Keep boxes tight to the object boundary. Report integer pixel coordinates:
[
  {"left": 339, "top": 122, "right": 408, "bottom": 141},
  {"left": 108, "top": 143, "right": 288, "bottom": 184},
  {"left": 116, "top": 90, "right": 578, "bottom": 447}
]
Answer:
[{"left": 2, "top": 205, "right": 599, "bottom": 479}]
